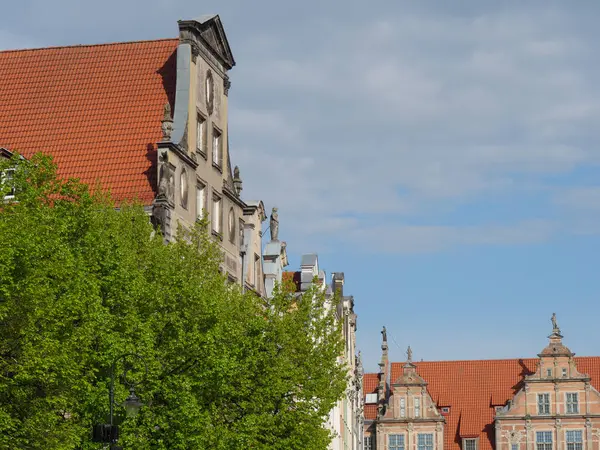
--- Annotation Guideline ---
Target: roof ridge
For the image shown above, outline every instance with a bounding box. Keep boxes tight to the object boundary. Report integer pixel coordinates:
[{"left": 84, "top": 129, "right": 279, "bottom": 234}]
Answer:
[
  {"left": 390, "top": 355, "right": 599, "bottom": 364},
  {"left": 0, "top": 37, "right": 179, "bottom": 54}
]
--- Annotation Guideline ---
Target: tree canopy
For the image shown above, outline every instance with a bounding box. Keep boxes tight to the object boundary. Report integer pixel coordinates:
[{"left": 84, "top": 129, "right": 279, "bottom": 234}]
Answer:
[{"left": 0, "top": 154, "right": 347, "bottom": 449}]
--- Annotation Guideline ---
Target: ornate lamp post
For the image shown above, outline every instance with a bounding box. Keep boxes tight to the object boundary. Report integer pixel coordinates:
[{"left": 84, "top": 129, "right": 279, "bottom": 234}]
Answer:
[{"left": 93, "top": 353, "right": 148, "bottom": 449}]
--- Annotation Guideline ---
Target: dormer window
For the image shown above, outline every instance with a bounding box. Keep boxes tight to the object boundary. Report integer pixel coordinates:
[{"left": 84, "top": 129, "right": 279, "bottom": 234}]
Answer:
[
  {"left": 365, "top": 393, "right": 377, "bottom": 404},
  {"left": 463, "top": 438, "right": 478, "bottom": 450},
  {"left": 441, "top": 407, "right": 450, "bottom": 414}
]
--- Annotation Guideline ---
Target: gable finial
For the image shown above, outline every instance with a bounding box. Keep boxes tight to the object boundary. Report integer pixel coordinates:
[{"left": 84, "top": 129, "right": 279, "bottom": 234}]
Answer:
[{"left": 407, "top": 345, "right": 413, "bottom": 363}]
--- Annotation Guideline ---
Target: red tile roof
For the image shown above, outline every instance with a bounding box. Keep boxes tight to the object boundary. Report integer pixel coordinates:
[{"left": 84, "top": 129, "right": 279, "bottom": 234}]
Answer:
[
  {"left": 0, "top": 39, "right": 178, "bottom": 204},
  {"left": 383, "top": 357, "right": 600, "bottom": 450},
  {"left": 364, "top": 372, "right": 380, "bottom": 422}
]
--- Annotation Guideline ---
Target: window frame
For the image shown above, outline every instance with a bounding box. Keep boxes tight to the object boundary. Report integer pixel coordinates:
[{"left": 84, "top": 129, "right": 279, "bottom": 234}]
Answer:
[
  {"left": 196, "top": 112, "right": 207, "bottom": 157},
  {"left": 418, "top": 433, "right": 434, "bottom": 450},
  {"left": 212, "top": 126, "right": 223, "bottom": 170},
  {"left": 364, "top": 436, "right": 373, "bottom": 450},
  {"left": 2, "top": 167, "right": 16, "bottom": 200},
  {"left": 211, "top": 193, "right": 222, "bottom": 236},
  {"left": 463, "top": 438, "right": 478, "bottom": 450},
  {"left": 400, "top": 397, "right": 406, "bottom": 417},
  {"left": 537, "top": 393, "right": 551, "bottom": 415},
  {"left": 389, "top": 434, "right": 405, "bottom": 450},
  {"left": 414, "top": 396, "right": 421, "bottom": 418},
  {"left": 565, "top": 392, "right": 579, "bottom": 414},
  {"left": 536, "top": 431, "right": 552, "bottom": 450},
  {"left": 566, "top": 430, "right": 583, "bottom": 450},
  {"left": 196, "top": 181, "right": 206, "bottom": 221}
]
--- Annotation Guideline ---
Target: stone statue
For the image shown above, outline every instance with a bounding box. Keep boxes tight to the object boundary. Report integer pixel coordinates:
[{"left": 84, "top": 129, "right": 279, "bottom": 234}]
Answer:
[
  {"left": 233, "top": 166, "right": 242, "bottom": 196},
  {"left": 161, "top": 103, "right": 173, "bottom": 141},
  {"left": 381, "top": 326, "right": 387, "bottom": 342},
  {"left": 551, "top": 313, "right": 560, "bottom": 333},
  {"left": 407, "top": 345, "right": 413, "bottom": 362},
  {"left": 270, "top": 207, "right": 279, "bottom": 241},
  {"left": 157, "top": 151, "right": 174, "bottom": 202}
]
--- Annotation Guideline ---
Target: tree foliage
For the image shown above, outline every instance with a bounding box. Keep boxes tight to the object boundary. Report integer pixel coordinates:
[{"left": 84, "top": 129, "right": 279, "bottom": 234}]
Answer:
[{"left": 0, "top": 154, "right": 347, "bottom": 449}]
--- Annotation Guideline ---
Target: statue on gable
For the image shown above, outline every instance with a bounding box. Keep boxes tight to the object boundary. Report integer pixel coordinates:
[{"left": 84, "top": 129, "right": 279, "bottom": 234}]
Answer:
[
  {"left": 551, "top": 313, "right": 560, "bottom": 333},
  {"left": 157, "top": 151, "right": 174, "bottom": 202},
  {"left": 161, "top": 103, "right": 173, "bottom": 141},
  {"left": 270, "top": 207, "right": 279, "bottom": 241},
  {"left": 407, "top": 345, "right": 413, "bottom": 363}
]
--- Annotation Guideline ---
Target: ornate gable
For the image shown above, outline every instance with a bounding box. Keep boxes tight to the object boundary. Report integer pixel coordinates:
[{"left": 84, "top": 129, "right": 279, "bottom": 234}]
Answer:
[{"left": 178, "top": 15, "right": 235, "bottom": 71}]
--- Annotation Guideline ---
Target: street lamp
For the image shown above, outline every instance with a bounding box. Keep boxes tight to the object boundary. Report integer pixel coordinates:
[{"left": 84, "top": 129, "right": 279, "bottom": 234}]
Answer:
[{"left": 93, "top": 353, "right": 148, "bottom": 448}]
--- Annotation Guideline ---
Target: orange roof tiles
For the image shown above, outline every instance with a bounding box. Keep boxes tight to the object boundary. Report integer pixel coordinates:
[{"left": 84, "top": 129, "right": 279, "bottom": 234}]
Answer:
[
  {"left": 0, "top": 39, "right": 178, "bottom": 204},
  {"left": 364, "top": 373, "right": 379, "bottom": 394},
  {"left": 384, "top": 357, "right": 600, "bottom": 450}
]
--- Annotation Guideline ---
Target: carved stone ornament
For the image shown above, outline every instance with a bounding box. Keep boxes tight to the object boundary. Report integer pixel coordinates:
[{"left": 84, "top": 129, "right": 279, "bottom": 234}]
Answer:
[
  {"left": 436, "top": 422, "right": 443, "bottom": 432},
  {"left": 190, "top": 41, "right": 200, "bottom": 63},
  {"left": 408, "top": 423, "right": 414, "bottom": 432},
  {"left": 205, "top": 70, "right": 215, "bottom": 116},
  {"left": 224, "top": 76, "right": 231, "bottom": 96},
  {"left": 161, "top": 103, "right": 173, "bottom": 141},
  {"left": 555, "top": 418, "right": 562, "bottom": 429}
]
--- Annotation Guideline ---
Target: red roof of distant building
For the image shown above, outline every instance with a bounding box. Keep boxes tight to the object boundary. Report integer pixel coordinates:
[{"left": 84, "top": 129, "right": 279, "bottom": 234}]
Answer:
[
  {"left": 0, "top": 39, "right": 178, "bottom": 204},
  {"left": 377, "top": 357, "right": 600, "bottom": 450},
  {"left": 282, "top": 271, "right": 301, "bottom": 292},
  {"left": 363, "top": 372, "right": 380, "bottom": 423}
]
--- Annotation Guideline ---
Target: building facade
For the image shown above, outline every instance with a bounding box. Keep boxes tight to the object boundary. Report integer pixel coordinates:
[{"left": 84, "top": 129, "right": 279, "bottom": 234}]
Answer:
[
  {"left": 284, "top": 255, "right": 364, "bottom": 450},
  {"left": 363, "top": 317, "right": 600, "bottom": 450},
  {"left": 0, "top": 15, "right": 264, "bottom": 289}
]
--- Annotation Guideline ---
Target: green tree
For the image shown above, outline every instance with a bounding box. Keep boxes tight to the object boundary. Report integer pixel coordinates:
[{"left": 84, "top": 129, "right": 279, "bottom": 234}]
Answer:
[{"left": 0, "top": 154, "right": 347, "bottom": 449}]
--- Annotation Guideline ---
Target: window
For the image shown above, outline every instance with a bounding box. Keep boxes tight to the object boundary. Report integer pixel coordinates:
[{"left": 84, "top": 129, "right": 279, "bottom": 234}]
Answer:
[
  {"left": 196, "top": 183, "right": 206, "bottom": 220},
  {"left": 364, "top": 436, "right": 373, "bottom": 450},
  {"left": 418, "top": 434, "right": 433, "bottom": 450},
  {"left": 441, "top": 407, "right": 450, "bottom": 414},
  {"left": 512, "top": 444, "right": 519, "bottom": 450},
  {"left": 414, "top": 397, "right": 421, "bottom": 417},
  {"left": 537, "top": 393, "right": 550, "bottom": 415},
  {"left": 390, "top": 434, "right": 405, "bottom": 450},
  {"left": 212, "top": 128, "right": 222, "bottom": 168},
  {"left": 238, "top": 218, "right": 245, "bottom": 247},
  {"left": 400, "top": 397, "right": 406, "bottom": 417},
  {"left": 547, "top": 369, "right": 552, "bottom": 378},
  {"left": 562, "top": 368, "right": 568, "bottom": 378},
  {"left": 536, "top": 432, "right": 552, "bottom": 450},
  {"left": 228, "top": 208, "right": 236, "bottom": 243},
  {"left": 464, "top": 439, "right": 477, "bottom": 450},
  {"left": 566, "top": 431, "right": 583, "bottom": 450},
  {"left": 205, "top": 70, "right": 214, "bottom": 113},
  {"left": 365, "top": 393, "right": 377, "bottom": 404},
  {"left": 566, "top": 393, "right": 579, "bottom": 414},
  {"left": 254, "top": 254, "right": 261, "bottom": 288},
  {"left": 196, "top": 114, "right": 206, "bottom": 154},
  {"left": 2, "top": 167, "right": 15, "bottom": 199},
  {"left": 212, "top": 194, "right": 221, "bottom": 234},
  {"left": 180, "top": 169, "right": 189, "bottom": 209}
]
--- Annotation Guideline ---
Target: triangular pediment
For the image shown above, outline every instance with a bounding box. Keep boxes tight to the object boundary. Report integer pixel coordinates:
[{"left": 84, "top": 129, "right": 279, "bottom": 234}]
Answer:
[{"left": 178, "top": 15, "right": 236, "bottom": 70}]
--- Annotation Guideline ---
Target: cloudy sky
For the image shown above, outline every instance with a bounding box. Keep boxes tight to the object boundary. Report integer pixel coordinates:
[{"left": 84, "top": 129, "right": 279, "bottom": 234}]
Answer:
[{"left": 3, "top": 0, "right": 600, "bottom": 371}]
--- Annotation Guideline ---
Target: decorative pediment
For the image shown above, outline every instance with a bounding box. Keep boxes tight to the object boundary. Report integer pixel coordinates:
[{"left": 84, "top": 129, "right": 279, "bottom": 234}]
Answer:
[{"left": 178, "top": 15, "right": 235, "bottom": 70}]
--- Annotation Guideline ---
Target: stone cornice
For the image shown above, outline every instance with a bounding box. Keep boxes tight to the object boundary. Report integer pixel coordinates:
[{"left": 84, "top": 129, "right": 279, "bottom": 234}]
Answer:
[
  {"left": 222, "top": 183, "right": 246, "bottom": 209},
  {"left": 157, "top": 141, "right": 199, "bottom": 171}
]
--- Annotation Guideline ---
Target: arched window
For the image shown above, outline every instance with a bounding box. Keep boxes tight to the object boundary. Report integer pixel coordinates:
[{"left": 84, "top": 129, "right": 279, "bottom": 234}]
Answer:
[
  {"left": 180, "top": 168, "right": 189, "bottom": 209},
  {"left": 228, "top": 208, "right": 235, "bottom": 243}
]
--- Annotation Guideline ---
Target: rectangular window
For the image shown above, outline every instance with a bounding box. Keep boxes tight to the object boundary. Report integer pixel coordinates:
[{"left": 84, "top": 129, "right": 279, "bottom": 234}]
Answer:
[
  {"left": 566, "top": 431, "right": 583, "bottom": 450},
  {"left": 537, "top": 393, "right": 550, "bottom": 415},
  {"left": 418, "top": 433, "right": 433, "bottom": 450},
  {"left": 536, "top": 431, "right": 552, "bottom": 450},
  {"left": 547, "top": 368, "right": 552, "bottom": 378},
  {"left": 566, "top": 393, "right": 579, "bottom": 414},
  {"left": 512, "top": 444, "right": 519, "bottom": 450},
  {"left": 254, "top": 254, "right": 261, "bottom": 288},
  {"left": 196, "top": 183, "right": 206, "bottom": 220},
  {"left": 2, "top": 168, "right": 15, "bottom": 199},
  {"left": 364, "top": 436, "right": 373, "bottom": 450},
  {"left": 562, "top": 368, "right": 568, "bottom": 378},
  {"left": 365, "top": 393, "right": 377, "bottom": 404},
  {"left": 464, "top": 439, "right": 477, "bottom": 450},
  {"left": 390, "top": 434, "right": 405, "bottom": 450},
  {"left": 212, "top": 128, "right": 222, "bottom": 168},
  {"left": 212, "top": 194, "right": 221, "bottom": 234},
  {"left": 414, "top": 397, "right": 421, "bottom": 417},
  {"left": 400, "top": 397, "right": 406, "bottom": 417},
  {"left": 196, "top": 114, "right": 206, "bottom": 154}
]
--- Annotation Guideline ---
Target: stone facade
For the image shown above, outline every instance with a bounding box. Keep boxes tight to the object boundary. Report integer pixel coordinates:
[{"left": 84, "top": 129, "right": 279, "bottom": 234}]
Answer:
[{"left": 152, "top": 15, "right": 263, "bottom": 286}]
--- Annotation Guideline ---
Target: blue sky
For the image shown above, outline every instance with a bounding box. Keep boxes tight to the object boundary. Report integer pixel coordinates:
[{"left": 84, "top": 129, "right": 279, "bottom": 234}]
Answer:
[{"left": 3, "top": 0, "right": 600, "bottom": 372}]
